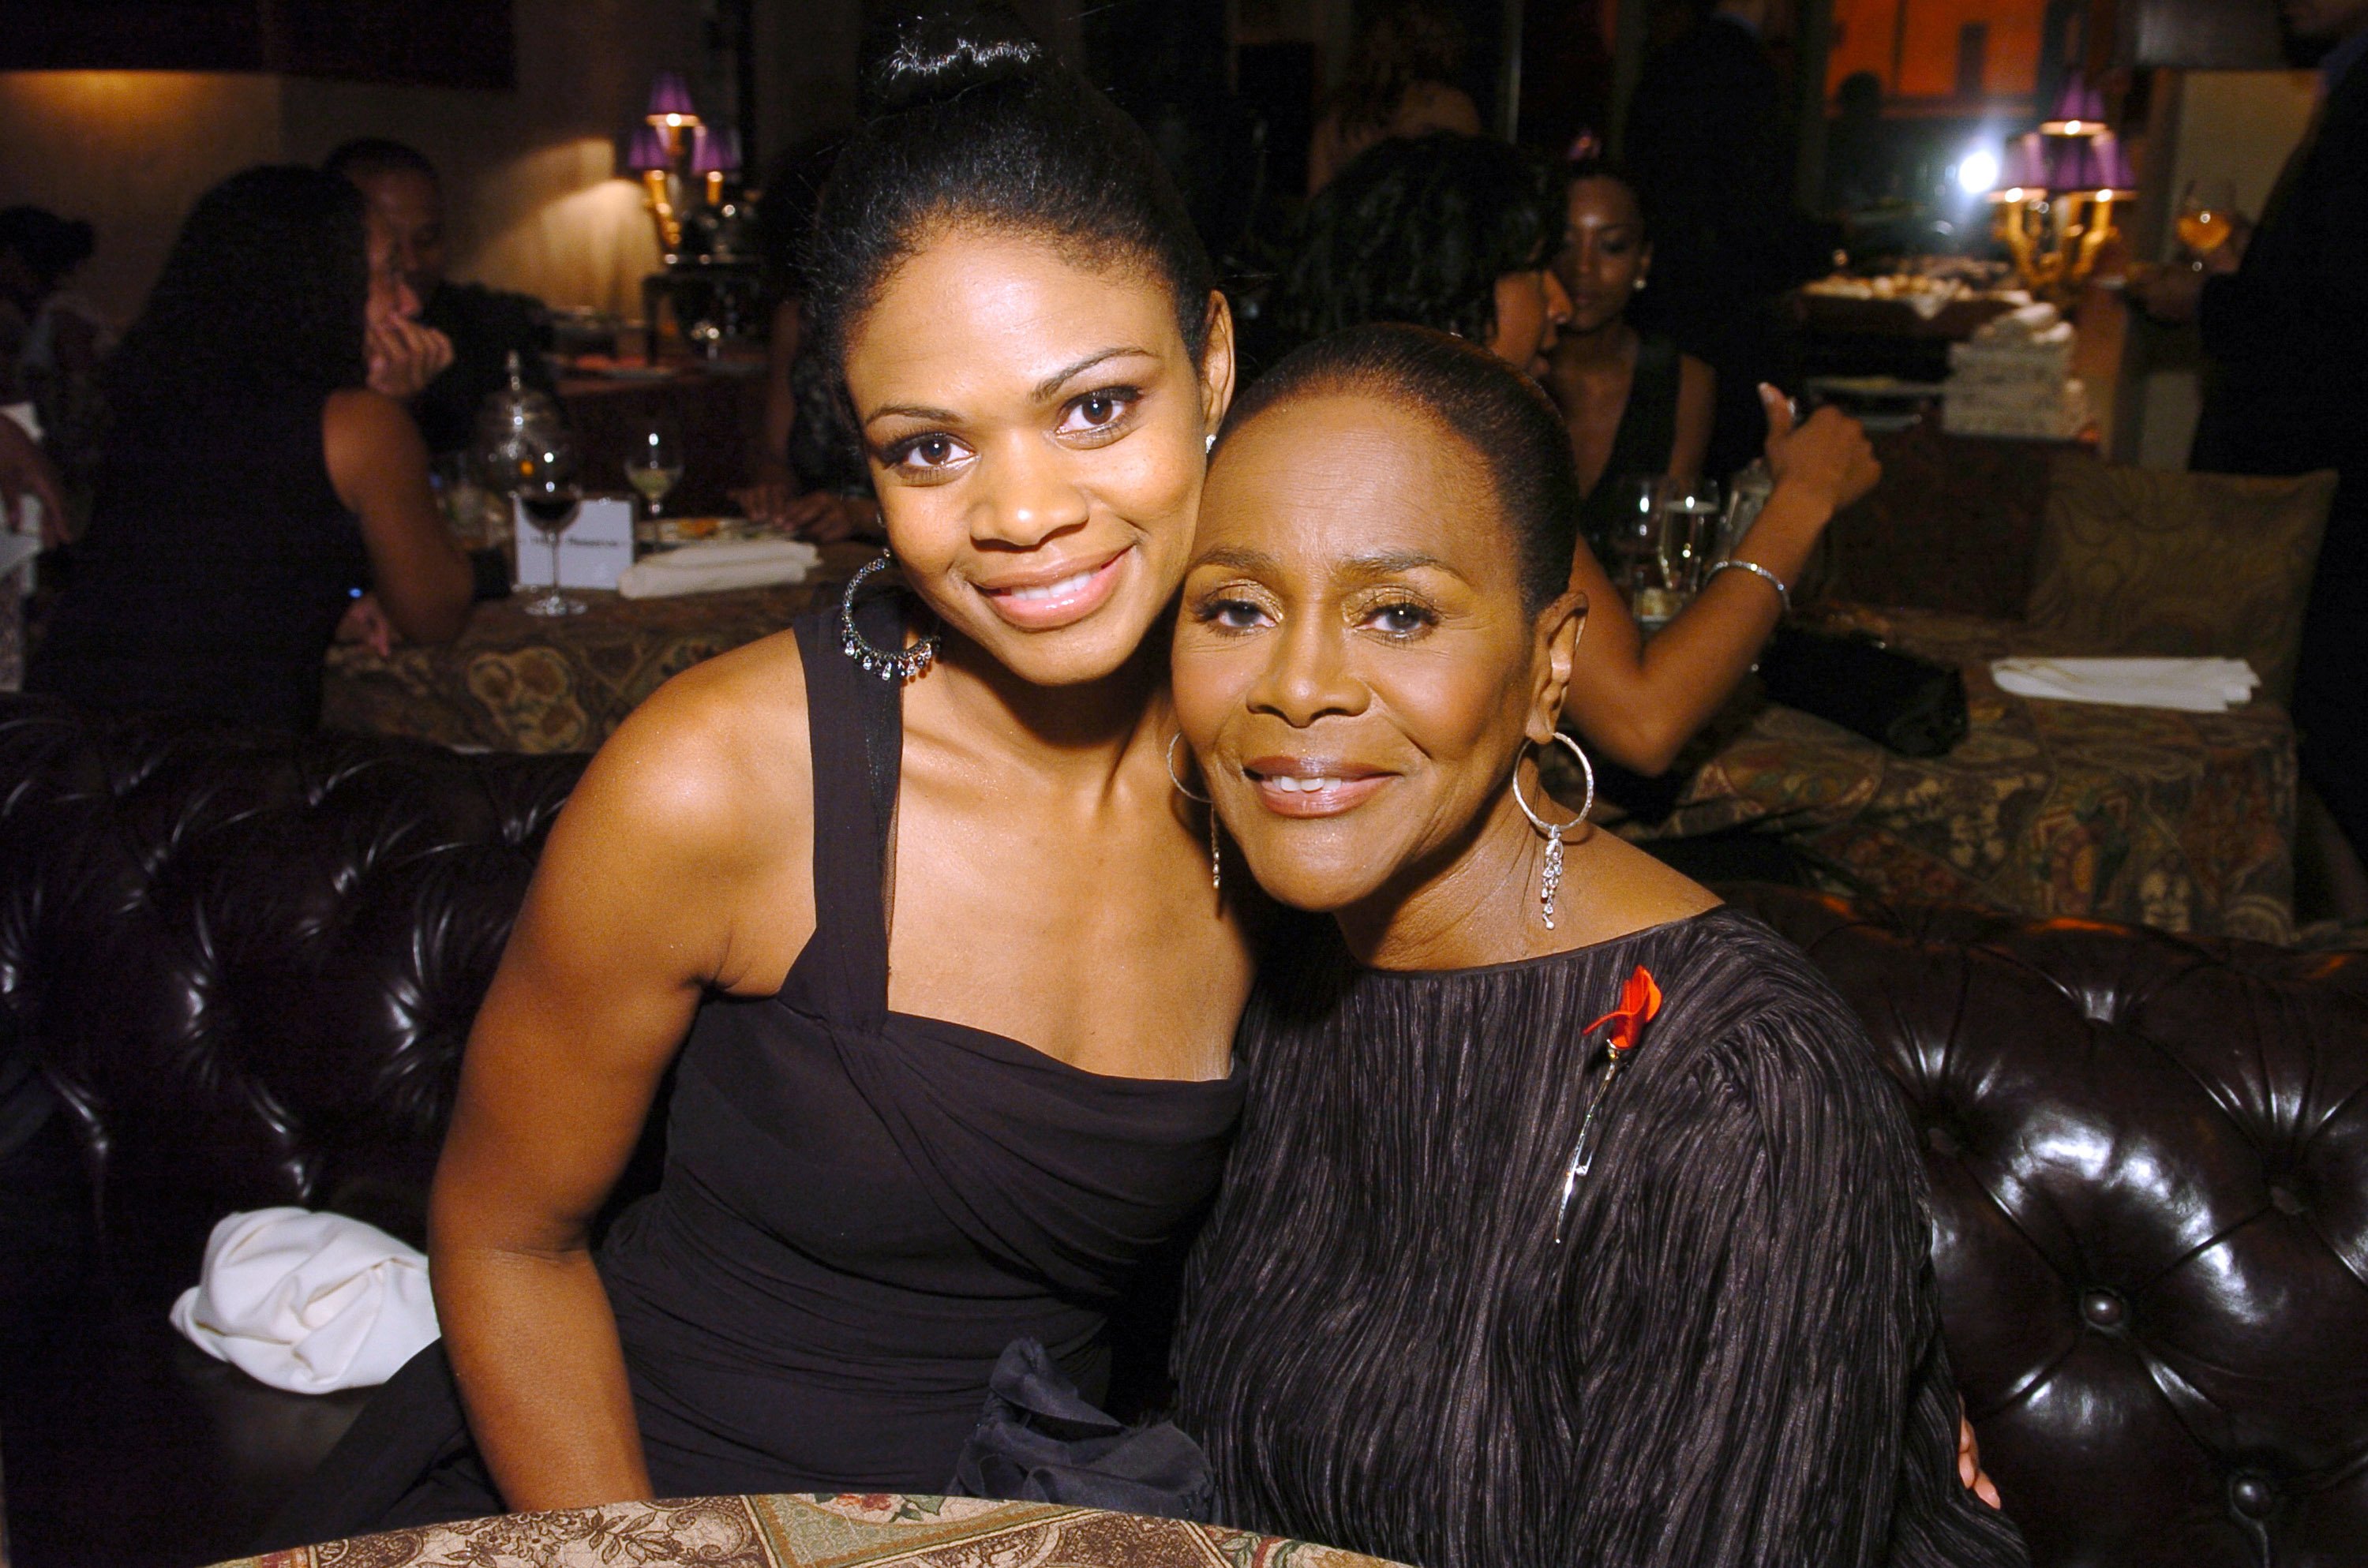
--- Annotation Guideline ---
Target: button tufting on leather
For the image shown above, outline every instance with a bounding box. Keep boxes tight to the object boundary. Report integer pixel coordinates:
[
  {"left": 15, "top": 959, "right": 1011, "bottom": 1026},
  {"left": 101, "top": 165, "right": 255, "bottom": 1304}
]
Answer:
[
  {"left": 2269, "top": 1184, "right": 2305, "bottom": 1216},
  {"left": 1925, "top": 1123, "right": 1961, "bottom": 1157},
  {"left": 2080, "top": 1289, "right": 2127, "bottom": 1329},
  {"left": 2230, "top": 1473, "right": 2276, "bottom": 1519}
]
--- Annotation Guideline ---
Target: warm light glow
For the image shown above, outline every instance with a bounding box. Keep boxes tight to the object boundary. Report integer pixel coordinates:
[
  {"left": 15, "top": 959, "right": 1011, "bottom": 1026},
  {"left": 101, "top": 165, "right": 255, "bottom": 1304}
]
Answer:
[
  {"left": 2063, "top": 119, "right": 2084, "bottom": 134},
  {"left": 649, "top": 111, "right": 699, "bottom": 129},
  {"left": 1959, "top": 148, "right": 2002, "bottom": 194}
]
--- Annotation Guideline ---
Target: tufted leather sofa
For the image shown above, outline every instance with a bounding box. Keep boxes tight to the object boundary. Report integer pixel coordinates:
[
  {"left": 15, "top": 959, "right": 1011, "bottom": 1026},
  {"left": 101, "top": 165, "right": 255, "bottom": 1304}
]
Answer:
[{"left": 1, "top": 696, "right": 2363, "bottom": 1568}]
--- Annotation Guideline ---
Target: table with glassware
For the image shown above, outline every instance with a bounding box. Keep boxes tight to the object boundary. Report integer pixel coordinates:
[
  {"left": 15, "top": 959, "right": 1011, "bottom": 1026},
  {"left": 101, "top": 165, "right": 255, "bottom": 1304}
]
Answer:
[
  {"left": 323, "top": 541, "right": 871, "bottom": 754},
  {"left": 204, "top": 1492, "right": 1408, "bottom": 1568},
  {"left": 1576, "top": 604, "right": 2298, "bottom": 942}
]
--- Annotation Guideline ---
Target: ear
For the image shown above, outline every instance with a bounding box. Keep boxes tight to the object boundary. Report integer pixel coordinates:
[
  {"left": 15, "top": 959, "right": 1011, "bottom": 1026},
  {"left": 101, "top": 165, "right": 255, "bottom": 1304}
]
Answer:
[
  {"left": 1527, "top": 587, "right": 1587, "bottom": 745},
  {"left": 1199, "top": 290, "right": 1238, "bottom": 436}
]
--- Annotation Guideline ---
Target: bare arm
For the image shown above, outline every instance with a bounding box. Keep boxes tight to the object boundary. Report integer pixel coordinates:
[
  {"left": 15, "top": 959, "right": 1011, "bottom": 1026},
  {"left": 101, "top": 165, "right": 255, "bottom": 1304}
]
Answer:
[
  {"left": 1562, "top": 391, "right": 1876, "bottom": 774},
  {"left": 323, "top": 389, "right": 473, "bottom": 644},
  {"left": 0, "top": 412, "right": 65, "bottom": 545},
  {"left": 429, "top": 659, "right": 814, "bottom": 1511}
]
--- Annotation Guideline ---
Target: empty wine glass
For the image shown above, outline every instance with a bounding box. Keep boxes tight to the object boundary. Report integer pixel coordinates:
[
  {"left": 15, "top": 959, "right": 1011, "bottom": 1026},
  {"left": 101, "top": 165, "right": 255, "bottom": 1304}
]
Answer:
[
  {"left": 625, "top": 420, "right": 684, "bottom": 519},
  {"left": 517, "top": 434, "right": 585, "bottom": 618},
  {"left": 1603, "top": 476, "right": 1664, "bottom": 611}
]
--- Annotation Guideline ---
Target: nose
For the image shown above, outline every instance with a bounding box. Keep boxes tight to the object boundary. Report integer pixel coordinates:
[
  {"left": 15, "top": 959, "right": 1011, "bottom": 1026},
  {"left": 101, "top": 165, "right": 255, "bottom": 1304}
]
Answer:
[
  {"left": 974, "top": 432, "right": 1089, "bottom": 549},
  {"left": 392, "top": 275, "right": 422, "bottom": 320},
  {"left": 1543, "top": 270, "right": 1574, "bottom": 327},
  {"left": 1247, "top": 612, "right": 1369, "bottom": 729}
]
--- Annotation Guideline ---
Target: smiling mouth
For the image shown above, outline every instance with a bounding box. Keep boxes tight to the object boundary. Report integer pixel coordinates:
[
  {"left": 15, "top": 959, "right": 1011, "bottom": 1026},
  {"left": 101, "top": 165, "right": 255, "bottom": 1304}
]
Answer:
[
  {"left": 974, "top": 549, "right": 1130, "bottom": 630},
  {"left": 1244, "top": 761, "right": 1392, "bottom": 818}
]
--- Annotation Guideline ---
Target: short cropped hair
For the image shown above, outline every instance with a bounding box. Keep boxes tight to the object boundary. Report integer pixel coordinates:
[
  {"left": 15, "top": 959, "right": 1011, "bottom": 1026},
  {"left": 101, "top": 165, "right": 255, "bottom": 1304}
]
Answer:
[
  {"left": 322, "top": 138, "right": 439, "bottom": 185},
  {"left": 1220, "top": 323, "right": 1579, "bottom": 614}
]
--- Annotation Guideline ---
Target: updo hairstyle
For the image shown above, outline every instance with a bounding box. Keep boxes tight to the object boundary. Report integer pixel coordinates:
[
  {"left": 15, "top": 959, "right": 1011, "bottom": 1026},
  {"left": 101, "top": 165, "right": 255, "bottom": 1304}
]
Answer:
[
  {"left": 1268, "top": 133, "right": 1561, "bottom": 352},
  {"left": 803, "top": 3, "right": 1217, "bottom": 391},
  {"left": 1220, "top": 323, "right": 1579, "bottom": 614}
]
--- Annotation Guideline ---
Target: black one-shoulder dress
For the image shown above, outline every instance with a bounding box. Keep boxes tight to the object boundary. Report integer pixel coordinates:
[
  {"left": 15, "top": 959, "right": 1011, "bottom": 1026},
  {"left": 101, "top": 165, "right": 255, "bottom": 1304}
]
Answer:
[
  {"left": 1172, "top": 907, "right": 2027, "bottom": 1568},
  {"left": 268, "top": 599, "right": 1243, "bottom": 1541}
]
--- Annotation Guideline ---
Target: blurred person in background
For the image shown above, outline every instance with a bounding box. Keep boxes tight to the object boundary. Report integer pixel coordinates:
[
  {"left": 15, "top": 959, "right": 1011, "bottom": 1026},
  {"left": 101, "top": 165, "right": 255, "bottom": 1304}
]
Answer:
[
  {"left": 28, "top": 166, "right": 472, "bottom": 729},
  {"left": 0, "top": 205, "right": 111, "bottom": 502},
  {"left": 1306, "top": 1, "right": 1482, "bottom": 195},
  {"left": 1622, "top": 0, "right": 1835, "bottom": 477},
  {"left": 2128, "top": 0, "right": 2368, "bottom": 876},
  {"left": 1546, "top": 152, "right": 1715, "bottom": 544},
  {"left": 327, "top": 138, "right": 553, "bottom": 457},
  {"left": 1268, "top": 131, "right": 1875, "bottom": 782}
]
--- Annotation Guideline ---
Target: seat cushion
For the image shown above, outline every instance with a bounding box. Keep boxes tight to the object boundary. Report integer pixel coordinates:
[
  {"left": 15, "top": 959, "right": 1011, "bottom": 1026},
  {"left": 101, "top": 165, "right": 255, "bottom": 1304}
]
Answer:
[{"left": 2025, "top": 459, "right": 2337, "bottom": 703}]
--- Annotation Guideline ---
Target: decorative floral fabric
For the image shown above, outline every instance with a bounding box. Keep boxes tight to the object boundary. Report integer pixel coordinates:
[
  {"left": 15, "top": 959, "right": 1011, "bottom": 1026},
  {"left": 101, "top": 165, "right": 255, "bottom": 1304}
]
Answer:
[
  {"left": 1579, "top": 606, "right": 2297, "bottom": 942},
  {"left": 2025, "top": 458, "right": 2337, "bottom": 705},
  {"left": 208, "top": 1492, "right": 1407, "bottom": 1568},
  {"left": 321, "top": 544, "right": 875, "bottom": 754}
]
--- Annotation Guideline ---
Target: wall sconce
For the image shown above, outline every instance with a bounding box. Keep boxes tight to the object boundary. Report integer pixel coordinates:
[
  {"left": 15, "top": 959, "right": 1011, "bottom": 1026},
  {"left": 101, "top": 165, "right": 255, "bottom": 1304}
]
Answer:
[
  {"left": 689, "top": 125, "right": 742, "bottom": 207},
  {"left": 626, "top": 122, "right": 682, "bottom": 256},
  {"left": 645, "top": 71, "right": 702, "bottom": 143},
  {"left": 1989, "top": 110, "right": 2137, "bottom": 304}
]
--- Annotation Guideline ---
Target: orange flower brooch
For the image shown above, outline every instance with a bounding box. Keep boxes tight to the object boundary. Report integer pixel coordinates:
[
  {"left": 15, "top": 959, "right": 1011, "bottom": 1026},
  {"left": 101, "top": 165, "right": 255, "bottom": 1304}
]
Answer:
[{"left": 1554, "top": 965, "right": 1662, "bottom": 1244}]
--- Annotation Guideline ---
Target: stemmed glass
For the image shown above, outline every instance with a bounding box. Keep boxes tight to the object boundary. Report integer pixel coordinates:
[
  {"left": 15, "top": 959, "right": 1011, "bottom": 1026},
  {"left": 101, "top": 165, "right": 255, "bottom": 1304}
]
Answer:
[
  {"left": 2175, "top": 178, "right": 2237, "bottom": 270},
  {"left": 1603, "top": 477, "right": 1663, "bottom": 605},
  {"left": 1658, "top": 478, "right": 1722, "bottom": 599},
  {"left": 624, "top": 420, "right": 684, "bottom": 520},
  {"left": 518, "top": 433, "right": 586, "bottom": 618}
]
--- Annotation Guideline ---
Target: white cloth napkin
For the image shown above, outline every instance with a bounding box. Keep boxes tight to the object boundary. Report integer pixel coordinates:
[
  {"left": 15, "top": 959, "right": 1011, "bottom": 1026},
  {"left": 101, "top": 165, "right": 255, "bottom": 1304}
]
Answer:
[
  {"left": 170, "top": 1207, "right": 439, "bottom": 1394},
  {"left": 616, "top": 537, "right": 819, "bottom": 599},
  {"left": 1991, "top": 657, "right": 2260, "bottom": 713}
]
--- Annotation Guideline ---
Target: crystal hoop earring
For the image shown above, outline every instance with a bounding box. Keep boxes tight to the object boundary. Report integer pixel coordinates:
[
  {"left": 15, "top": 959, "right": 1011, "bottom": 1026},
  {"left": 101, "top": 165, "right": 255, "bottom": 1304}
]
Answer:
[
  {"left": 1165, "top": 733, "right": 1222, "bottom": 892},
  {"left": 1205, "top": 432, "right": 1216, "bottom": 455},
  {"left": 1511, "top": 732, "right": 1594, "bottom": 930},
  {"left": 840, "top": 552, "right": 940, "bottom": 683}
]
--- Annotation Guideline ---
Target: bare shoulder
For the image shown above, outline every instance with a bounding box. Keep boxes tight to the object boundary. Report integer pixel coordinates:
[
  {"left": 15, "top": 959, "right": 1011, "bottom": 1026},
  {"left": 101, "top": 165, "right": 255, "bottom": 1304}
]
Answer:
[{"left": 1677, "top": 354, "right": 1716, "bottom": 399}]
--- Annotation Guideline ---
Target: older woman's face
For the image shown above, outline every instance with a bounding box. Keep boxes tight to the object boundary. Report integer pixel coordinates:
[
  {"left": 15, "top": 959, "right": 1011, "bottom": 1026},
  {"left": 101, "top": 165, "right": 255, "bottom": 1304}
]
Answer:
[
  {"left": 1173, "top": 393, "right": 1559, "bottom": 912},
  {"left": 844, "top": 226, "right": 1232, "bottom": 687}
]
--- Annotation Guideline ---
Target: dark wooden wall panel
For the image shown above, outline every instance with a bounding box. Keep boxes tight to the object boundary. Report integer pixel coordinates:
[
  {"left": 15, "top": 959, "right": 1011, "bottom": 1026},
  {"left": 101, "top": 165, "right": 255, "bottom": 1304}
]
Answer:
[{"left": 0, "top": 0, "right": 515, "bottom": 88}]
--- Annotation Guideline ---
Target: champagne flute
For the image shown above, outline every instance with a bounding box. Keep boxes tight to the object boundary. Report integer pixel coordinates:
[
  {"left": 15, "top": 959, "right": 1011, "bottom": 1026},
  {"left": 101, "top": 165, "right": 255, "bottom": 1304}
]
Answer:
[
  {"left": 2175, "top": 179, "right": 2237, "bottom": 270},
  {"left": 1658, "top": 478, "right": 1722, "bottom": 601},
  {"left": 519, "top": 435, "right": 586, "bottom": 618},
  {"left": 624, "top": 420, "right": 684, "bottom": 520}
]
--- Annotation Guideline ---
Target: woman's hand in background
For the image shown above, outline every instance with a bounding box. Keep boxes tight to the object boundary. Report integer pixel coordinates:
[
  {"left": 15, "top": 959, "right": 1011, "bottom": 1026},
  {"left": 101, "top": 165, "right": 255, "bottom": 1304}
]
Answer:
[
  {"left": 367, "top": 317, "right": 456, "bottom": 400},
  {"left": 1759, "top": 385, "right": 1879, "bottom": 517}
]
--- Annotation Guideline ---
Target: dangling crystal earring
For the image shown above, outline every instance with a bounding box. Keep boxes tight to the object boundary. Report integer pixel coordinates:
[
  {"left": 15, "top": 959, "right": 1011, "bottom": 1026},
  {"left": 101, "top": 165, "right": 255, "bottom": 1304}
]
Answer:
[
  {"left": 1165, "top": 732, "right": 1221, "bottom": 891},
  {"left": 840, "top": 552, "right": 940, "bottom": 682},
  {"left": 1511, "top": 732, "right": 1594, "bottom": 929}
]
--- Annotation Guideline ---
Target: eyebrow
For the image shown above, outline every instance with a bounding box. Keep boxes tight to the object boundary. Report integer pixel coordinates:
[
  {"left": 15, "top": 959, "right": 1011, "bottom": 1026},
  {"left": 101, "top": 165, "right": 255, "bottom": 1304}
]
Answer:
[
  {"left": 1190, "top": 546, "right": 1471, "bottom": 585},
  {"left": 860, "top": 346, "right": 1157, "bottom": 430}
]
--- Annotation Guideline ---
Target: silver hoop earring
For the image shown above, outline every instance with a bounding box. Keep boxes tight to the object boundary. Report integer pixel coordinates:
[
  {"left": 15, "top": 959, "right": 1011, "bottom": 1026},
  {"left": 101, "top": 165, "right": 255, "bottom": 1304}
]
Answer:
[
  {"left": 1165, "top": 733, "right": 1221, "bottom": 892},
  {"left": 1510, "top": 732, "right": 1594, "bottom": 930},
  {"left": 840, "top": 552, "right": 940, "bottom": 683}
]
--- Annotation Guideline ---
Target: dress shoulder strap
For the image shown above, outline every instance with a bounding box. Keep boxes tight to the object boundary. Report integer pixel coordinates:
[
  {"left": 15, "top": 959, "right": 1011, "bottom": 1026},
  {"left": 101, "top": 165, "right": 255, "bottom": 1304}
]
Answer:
[{"left": 790, "top": 590, "right": 905, "bottom": 1017}]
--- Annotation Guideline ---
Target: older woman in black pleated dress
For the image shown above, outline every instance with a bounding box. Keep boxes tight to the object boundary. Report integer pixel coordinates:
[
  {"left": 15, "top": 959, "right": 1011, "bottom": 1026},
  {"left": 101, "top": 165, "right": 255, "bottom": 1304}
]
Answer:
[{"left": 1166, "top": 324, "right": 2026, "bottom": 1568}]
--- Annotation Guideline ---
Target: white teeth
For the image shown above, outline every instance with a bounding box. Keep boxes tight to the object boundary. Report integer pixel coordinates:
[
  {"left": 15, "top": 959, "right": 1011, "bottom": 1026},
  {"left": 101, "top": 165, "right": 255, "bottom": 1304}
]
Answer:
[
  {"left": 1001, "top": 568, "right": 1096, "bottom": 602},
  {"left": 1269, "top": 776, "right": 1342, "bottom": 792}
]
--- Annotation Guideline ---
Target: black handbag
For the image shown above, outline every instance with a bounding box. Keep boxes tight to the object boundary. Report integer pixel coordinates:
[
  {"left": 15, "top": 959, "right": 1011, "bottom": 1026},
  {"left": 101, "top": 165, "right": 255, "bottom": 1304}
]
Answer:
[{"left": 1756, "top": 625, "right": 1969, "bottom": 758}]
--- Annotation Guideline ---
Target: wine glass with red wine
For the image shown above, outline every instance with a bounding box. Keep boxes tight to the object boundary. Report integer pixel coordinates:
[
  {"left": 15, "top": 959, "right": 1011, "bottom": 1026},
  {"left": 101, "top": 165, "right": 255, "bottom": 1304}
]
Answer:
[{"left": 518, "top": 432, "right": 585, "bottom": 617}]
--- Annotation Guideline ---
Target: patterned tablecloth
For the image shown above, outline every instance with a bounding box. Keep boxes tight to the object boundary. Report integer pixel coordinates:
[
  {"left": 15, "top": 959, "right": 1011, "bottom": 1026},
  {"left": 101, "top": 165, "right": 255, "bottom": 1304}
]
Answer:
[
  {"left": 210, "top": 1492, "right": 1406, "bottom": 1568},
  {"left": 1604, "top": 606, "right": 2298, "bottom": 942},
  {"left": 320, "top": 544, "right": 875, "bottom": 754}
]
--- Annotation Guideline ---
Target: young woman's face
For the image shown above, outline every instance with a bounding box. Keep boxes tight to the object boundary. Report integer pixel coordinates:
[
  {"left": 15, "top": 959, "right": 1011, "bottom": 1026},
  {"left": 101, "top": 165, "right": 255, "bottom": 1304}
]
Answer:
[
  {"left": 1554, "top": 177, "right": 1649, "bottom": 335},
  {"left": 843, "top": 226, "right": 1233, "bottom": 687},
  {"left": 1173, "top": 393, "right": 1571, "bottom": 913},
  {"left": 1486, "top": 267, "right": 1572, "bottom": 379}
]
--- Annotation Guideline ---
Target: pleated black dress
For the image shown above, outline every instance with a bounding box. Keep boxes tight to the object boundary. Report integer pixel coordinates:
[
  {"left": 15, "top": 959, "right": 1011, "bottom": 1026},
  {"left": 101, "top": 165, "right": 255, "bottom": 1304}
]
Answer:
[
  {"left": 1172, "top": 907, "right": 2028, "bottom": 1568},
  {"left": 268, "top": 598, "right": 1242, "bottom": 1542}
]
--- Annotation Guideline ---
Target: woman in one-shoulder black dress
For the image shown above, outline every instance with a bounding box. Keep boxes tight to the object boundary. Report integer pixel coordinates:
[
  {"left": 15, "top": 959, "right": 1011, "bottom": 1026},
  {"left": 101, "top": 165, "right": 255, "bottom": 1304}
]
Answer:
[
  {"left": 271, "top": 13, "right": 1255, "bottom": 1535},
  {"left": 269, "top": 597, "right": 1240, "bottom": 1536}
]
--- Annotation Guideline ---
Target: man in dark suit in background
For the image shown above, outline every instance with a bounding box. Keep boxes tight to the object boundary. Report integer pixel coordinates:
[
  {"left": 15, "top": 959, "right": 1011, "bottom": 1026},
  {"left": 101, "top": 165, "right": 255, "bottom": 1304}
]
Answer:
[
  {"left": 1621, "top": 0, "right": 1834, "bottom": 477},
  {"left": 326, "top": 139, "right": 555, "bottom": 458},
  {"left": 2132, "top": 0, "right": 2368, "bottom": 872}
]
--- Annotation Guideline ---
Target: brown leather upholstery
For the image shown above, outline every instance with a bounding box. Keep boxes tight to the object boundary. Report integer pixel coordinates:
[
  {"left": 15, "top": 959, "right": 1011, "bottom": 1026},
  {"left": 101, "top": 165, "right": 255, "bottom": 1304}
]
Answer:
[{"left": 2, "top": 696, "right": 2363, "bottom": 1568}]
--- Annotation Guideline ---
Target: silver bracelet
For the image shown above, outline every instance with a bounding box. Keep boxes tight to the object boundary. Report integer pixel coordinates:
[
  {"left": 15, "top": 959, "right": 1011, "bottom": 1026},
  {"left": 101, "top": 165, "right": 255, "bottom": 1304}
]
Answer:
[{"left": 1709, "top": 557, "right": 1791, "bottom": 616}]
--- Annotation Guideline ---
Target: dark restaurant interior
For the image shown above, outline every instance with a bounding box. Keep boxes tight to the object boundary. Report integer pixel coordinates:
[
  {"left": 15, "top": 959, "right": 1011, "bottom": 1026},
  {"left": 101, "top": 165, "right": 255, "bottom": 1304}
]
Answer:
[{"left": 0, "top": 0, "right": 2364, "bottom": 1565}]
